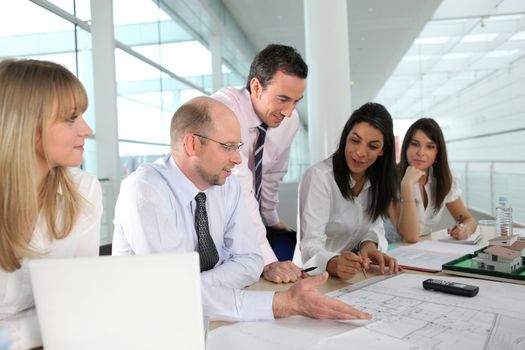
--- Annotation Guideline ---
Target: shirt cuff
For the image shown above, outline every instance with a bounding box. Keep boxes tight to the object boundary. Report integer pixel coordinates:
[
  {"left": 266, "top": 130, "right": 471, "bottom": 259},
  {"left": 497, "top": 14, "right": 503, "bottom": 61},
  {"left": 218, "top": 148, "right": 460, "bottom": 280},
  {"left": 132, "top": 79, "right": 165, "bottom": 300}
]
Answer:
[
  {"left": 360, "top": 232, "right": 387, "bottom": 252},
  {"left": 235, "top": 290, "right": 275, "bottom": 321},
  {"left": 303, "top": 250, "right": 339, "bottom": 273}
]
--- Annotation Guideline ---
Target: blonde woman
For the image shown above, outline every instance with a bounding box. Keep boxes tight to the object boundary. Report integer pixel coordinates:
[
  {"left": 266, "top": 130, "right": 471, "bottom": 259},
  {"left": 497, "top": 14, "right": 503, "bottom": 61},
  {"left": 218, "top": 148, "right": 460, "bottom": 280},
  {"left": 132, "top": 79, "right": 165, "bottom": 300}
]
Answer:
[{"left": 0, "top": 59, "right": 102, "bottom": 350}]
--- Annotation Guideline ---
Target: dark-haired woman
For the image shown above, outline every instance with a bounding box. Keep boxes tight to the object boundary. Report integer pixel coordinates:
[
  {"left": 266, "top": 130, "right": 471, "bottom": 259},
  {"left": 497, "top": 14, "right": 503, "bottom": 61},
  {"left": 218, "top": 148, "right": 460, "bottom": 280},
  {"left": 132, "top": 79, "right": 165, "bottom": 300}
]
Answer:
[
  {"left": 386, "top": 118, "right": 477, "bottom": 243},
  {"left": 298, "top": 103, "right": 400, "bottom": 280}
]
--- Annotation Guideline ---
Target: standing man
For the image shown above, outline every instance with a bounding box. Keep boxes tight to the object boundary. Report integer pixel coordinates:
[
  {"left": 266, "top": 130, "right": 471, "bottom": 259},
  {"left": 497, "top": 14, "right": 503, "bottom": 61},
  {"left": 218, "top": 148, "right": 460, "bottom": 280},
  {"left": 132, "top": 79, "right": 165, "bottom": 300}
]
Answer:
[
  {"left": 112, "top": 96, "right": 370, "bottom": 322},
  {"left": 212, "top": 44, "right": 307, "bottom": 283}
]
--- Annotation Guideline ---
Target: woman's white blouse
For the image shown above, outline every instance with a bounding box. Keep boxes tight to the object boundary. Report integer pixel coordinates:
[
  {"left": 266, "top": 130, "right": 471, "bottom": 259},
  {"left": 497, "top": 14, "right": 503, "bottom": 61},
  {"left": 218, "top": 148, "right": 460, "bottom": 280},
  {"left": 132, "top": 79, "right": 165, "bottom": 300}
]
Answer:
[
  {"left": 414, "top": 170, "right": 461, "bottom": 235},
  {"left": 298, "top": 159, "right": 388, "bottom": 271},
  {"left": 0, "top": 170, "right": 102, "bottom": 350}
]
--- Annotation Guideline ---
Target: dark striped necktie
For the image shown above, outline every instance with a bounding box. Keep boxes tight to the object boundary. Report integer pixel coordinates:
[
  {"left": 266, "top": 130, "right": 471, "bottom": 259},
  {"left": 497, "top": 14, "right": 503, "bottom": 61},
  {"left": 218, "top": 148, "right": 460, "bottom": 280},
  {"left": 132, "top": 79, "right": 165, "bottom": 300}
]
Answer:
[
  {"left": 254, "top": 123, "right": 267, "bottom": 203},
  {"left": 194, "top": 192, "right": 219, "bottom": 271}
]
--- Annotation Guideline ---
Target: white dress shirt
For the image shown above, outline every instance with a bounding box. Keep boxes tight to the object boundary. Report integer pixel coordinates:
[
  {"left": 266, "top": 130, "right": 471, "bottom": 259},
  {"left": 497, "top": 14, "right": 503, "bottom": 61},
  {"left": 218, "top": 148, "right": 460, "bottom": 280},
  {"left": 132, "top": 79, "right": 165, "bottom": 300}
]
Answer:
[
  {"left": 0, "top": 170, "right": 102, "bottom": 350},
  {"left": 112, "top": 155, "right": 274, "bottom": 321},
  {"left": 414, "top": 170, "right": 462, "bottom": 235},
  {"left": 298, "top": 159, "right": 388, "bottom": 271},
  {"left": 212, "top": 88, "right": 300, "bottom": 265},
  {"left": 384, "top": 170, "right": 462, "bottom": 242}
]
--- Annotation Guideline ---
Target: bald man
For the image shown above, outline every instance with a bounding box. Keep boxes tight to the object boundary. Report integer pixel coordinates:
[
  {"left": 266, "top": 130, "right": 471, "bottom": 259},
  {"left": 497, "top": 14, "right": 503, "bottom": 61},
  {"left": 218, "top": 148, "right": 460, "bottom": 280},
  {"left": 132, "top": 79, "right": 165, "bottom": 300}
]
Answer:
[{"left": 112, "top": 96, "right": 370, "bottom": 322}]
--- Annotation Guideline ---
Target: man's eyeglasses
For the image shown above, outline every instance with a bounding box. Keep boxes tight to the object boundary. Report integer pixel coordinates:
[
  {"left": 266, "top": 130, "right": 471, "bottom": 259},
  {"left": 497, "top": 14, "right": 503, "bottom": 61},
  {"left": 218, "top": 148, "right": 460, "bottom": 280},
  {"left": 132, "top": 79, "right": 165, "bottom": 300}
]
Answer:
[{"left": 194, "top": 133, "right": 244, "bottom": 153}]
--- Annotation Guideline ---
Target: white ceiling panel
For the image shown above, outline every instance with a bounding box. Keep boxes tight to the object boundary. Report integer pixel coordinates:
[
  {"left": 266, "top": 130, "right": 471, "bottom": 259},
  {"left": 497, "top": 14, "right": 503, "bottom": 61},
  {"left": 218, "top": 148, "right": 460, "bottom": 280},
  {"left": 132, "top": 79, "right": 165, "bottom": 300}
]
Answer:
[{"left": 376, "top": 0, "right": 525, "bottom": 119}]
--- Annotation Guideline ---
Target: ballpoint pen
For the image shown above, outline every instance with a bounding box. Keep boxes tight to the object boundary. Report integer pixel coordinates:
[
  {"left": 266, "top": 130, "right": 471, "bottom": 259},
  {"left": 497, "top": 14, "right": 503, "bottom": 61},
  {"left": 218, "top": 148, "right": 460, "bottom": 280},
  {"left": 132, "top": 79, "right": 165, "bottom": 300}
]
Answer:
[
  {"left": 453, "top": 215, "right": 464, "bottom": 231},
  {"left": 301, "top": 266, "right": 318, "bottom": 273}
]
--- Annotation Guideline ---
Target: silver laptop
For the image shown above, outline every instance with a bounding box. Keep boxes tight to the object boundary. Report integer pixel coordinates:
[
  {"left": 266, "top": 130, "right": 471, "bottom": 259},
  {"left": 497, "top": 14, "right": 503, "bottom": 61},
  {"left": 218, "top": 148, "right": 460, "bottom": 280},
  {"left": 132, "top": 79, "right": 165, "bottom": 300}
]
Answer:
[{"left": 29, "top": 252, "right": 205, "bottom": 350}]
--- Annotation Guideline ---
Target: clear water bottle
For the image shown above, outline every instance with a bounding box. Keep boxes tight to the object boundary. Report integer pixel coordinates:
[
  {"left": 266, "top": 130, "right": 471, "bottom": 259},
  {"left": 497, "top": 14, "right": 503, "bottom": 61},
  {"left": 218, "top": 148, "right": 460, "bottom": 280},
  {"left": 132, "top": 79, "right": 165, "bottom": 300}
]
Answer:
[{"left": 495, "top": 196, "right": 513, "bottom": 236}]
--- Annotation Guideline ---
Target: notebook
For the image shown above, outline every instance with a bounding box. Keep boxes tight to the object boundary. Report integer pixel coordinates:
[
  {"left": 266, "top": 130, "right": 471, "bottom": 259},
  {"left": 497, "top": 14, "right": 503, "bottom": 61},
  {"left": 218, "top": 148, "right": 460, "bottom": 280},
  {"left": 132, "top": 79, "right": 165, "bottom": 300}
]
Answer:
[
  {"left": 29, "top": 252, "right": 205, "bottom": 350},
  {"left": 437, "top": 227, "right": 481, "bottom": 245},
  {"left": 388, "top": 240, "right": 478, "bottom": 272}
]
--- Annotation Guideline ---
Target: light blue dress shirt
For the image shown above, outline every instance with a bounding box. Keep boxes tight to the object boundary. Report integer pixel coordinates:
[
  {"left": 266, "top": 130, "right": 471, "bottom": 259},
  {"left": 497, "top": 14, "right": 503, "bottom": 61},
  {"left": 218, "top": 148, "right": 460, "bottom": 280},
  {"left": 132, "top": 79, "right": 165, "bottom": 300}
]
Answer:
[{"left": 112, "top": 155, "right": 274, "bottom": 321}]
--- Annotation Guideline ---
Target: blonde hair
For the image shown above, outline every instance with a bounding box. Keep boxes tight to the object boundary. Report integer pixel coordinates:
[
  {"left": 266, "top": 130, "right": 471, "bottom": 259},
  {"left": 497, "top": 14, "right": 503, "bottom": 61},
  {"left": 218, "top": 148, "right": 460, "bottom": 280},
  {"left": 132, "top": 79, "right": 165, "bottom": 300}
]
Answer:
[{"left": 0, "top": 59, "right": 88, "bottom": 271}]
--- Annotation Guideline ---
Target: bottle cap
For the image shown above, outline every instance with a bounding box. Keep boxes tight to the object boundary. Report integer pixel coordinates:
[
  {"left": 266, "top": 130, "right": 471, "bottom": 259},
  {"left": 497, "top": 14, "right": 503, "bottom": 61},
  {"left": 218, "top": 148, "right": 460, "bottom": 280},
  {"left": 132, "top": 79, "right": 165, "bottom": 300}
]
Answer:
[{"left": 498, "top": 196, "right": 508, "bottom": 203}]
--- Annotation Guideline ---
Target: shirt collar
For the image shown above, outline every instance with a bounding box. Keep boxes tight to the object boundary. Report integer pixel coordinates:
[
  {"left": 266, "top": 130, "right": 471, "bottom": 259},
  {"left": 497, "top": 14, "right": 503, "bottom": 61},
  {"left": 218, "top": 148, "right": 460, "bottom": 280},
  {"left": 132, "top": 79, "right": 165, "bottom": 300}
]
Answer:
[
  {"left": 242, "top": 88, "right": 265, "bottom": 129},
  {"left": 151, "top": 154, "right": 201, "bottom": 206},
  {"left": 349, "top": 175, "right": 371, "bottom": 192}
]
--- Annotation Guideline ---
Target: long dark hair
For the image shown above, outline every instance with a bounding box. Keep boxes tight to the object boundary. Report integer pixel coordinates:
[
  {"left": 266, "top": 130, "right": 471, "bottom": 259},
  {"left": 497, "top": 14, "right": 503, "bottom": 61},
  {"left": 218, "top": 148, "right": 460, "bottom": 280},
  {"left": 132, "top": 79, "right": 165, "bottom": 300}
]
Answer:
[
  {"left": 332, "top": 102, "right": 397, "bottom": 221},
  {"left": 398, "top": 118, "right": 451, "bottom": 213}
]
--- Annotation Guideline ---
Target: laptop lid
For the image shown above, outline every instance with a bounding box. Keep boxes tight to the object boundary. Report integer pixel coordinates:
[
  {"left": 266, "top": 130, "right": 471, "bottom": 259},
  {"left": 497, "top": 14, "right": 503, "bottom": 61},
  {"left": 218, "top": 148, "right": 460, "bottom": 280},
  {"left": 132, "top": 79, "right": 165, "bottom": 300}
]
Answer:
[{"left": 29, "top": 252, "right": 205, "bottom": 350}]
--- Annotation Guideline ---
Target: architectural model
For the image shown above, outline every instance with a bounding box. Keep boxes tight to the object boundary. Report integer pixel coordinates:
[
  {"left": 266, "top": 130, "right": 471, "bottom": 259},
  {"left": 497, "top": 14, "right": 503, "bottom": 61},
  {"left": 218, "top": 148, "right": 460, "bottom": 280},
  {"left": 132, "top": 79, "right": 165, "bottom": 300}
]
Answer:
[{"left": 472, "top": 234, "right": 525, "bottom": 273}]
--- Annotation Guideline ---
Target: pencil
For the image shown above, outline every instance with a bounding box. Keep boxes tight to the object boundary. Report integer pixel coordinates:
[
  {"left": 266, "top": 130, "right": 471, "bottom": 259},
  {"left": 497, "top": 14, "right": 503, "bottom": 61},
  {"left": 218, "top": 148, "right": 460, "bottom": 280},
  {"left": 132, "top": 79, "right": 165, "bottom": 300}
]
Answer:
[{"left": 357, "top": 252, "right": 368, "bottom": 279}]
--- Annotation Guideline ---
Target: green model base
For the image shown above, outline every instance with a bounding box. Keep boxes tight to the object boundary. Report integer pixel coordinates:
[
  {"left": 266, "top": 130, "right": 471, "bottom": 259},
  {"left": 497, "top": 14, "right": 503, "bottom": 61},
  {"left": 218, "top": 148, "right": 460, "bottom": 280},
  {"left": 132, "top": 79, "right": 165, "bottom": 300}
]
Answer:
[{"left": 442, "top": 246, "right": 525, "bottom": 284}]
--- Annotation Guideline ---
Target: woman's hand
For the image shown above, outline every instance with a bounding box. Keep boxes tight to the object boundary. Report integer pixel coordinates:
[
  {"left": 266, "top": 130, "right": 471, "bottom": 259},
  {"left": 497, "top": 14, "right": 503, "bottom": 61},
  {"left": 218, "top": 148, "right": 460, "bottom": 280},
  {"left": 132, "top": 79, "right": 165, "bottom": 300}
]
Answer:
[
  {"left": 359, "top": 241, "right": 401, "bottom": 275},
  {"left": 327, "top": 251, "right": 365, "bottom": 280},
  {"left": 401, "top": 165, "right": 426, "bottom": 189},
  {"left": 448, "top": 223, "right": 469, "bottom": 240}
]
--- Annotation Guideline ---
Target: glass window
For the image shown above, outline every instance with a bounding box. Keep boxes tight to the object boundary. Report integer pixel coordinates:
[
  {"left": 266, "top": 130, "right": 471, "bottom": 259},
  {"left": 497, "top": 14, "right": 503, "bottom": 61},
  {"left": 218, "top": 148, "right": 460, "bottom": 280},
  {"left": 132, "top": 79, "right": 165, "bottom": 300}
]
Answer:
[{"left": 0, "top": 1, "right": 95, "bottom": 174}]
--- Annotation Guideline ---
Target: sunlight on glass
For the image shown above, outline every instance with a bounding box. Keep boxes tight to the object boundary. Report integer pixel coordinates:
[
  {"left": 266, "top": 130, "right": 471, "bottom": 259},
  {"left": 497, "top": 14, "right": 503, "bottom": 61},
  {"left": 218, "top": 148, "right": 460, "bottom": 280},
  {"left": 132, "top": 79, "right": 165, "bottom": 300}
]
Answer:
[
  {"left": 47, "top": 0, "right": 74, "bottom": 14},
  {"left": 120, "top": 142, "right": 169, "bottom": 158},
  {"left": 117, "top": 96, "right": 166, "bottom": 143},
  {"left": 113, "top": 0, "right": 170, "bottom": 25},
  {"left": 30, "top": 53, "right": 78, "bottom": 73},
  {"left": 115, "top": 48, "right": 161, "bottom": 81},
  {"left": 160, "top": 41, "right": 212, "bottom": 76},
  {"left": 132, "top": 45, "right": 161, "bottom": 66},
  {"left": 75, "top": 0, "right": 92, "bottom": 21},
  {"left": 222, "top": 64, "right": 232, "bottom": 73},
  {"left": 180, "top": 89, "right": 205, "bottom": 103},
  {"left": 0, "top": 2, "right": 71, "bottom": 36}
]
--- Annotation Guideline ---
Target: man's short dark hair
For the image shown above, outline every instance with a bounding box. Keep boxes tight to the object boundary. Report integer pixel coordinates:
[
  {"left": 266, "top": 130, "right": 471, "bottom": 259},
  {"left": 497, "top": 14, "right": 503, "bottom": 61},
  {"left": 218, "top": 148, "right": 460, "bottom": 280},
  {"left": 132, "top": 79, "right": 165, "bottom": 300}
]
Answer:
[{"left": 246, "top": 44, "right": 308, "bottom": 92}]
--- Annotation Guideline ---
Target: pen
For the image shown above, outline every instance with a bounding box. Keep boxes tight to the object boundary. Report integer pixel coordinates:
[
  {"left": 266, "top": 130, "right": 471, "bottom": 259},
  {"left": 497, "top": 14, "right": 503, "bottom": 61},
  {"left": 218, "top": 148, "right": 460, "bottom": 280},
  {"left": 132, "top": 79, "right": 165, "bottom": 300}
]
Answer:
[
  {"left": 357, "top": 252, "right": 368, "bottom": 279},
  {"left": 301, "top": 266, "right": 318, "bottom": 273},
  {"left": 453, "top": 215, "right": 464, "bottom": 230}
]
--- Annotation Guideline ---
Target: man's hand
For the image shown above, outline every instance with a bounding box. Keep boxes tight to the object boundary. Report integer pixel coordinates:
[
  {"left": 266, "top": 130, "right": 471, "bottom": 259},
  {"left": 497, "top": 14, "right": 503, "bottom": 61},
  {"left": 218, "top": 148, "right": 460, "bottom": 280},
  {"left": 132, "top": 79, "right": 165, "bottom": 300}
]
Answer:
[
  {"left": 269, "top": 221, "right": 290, "bottom": 231},
  {"left": 272, "top": 272, "right": 372, "bottom": 320},
  {"left": 263, "top": 261, "right": 302, "bottom": 284},
  {"left": 326, "top": 251, "right": 364, "bottom": 280},
  {"left": 360, "top": 241, "right": 400, "bottom": 275}
]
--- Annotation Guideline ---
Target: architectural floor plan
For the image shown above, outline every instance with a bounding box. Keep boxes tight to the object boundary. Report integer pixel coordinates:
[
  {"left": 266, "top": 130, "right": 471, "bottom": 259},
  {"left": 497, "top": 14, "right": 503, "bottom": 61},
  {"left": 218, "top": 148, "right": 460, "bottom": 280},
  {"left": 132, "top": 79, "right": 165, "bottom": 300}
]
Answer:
[
  {"left": 208, "top": 274, "right": 525, "bottom": 350},
  {"left": 329, "top": 274, "right": 525, "bottom": 350}
]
